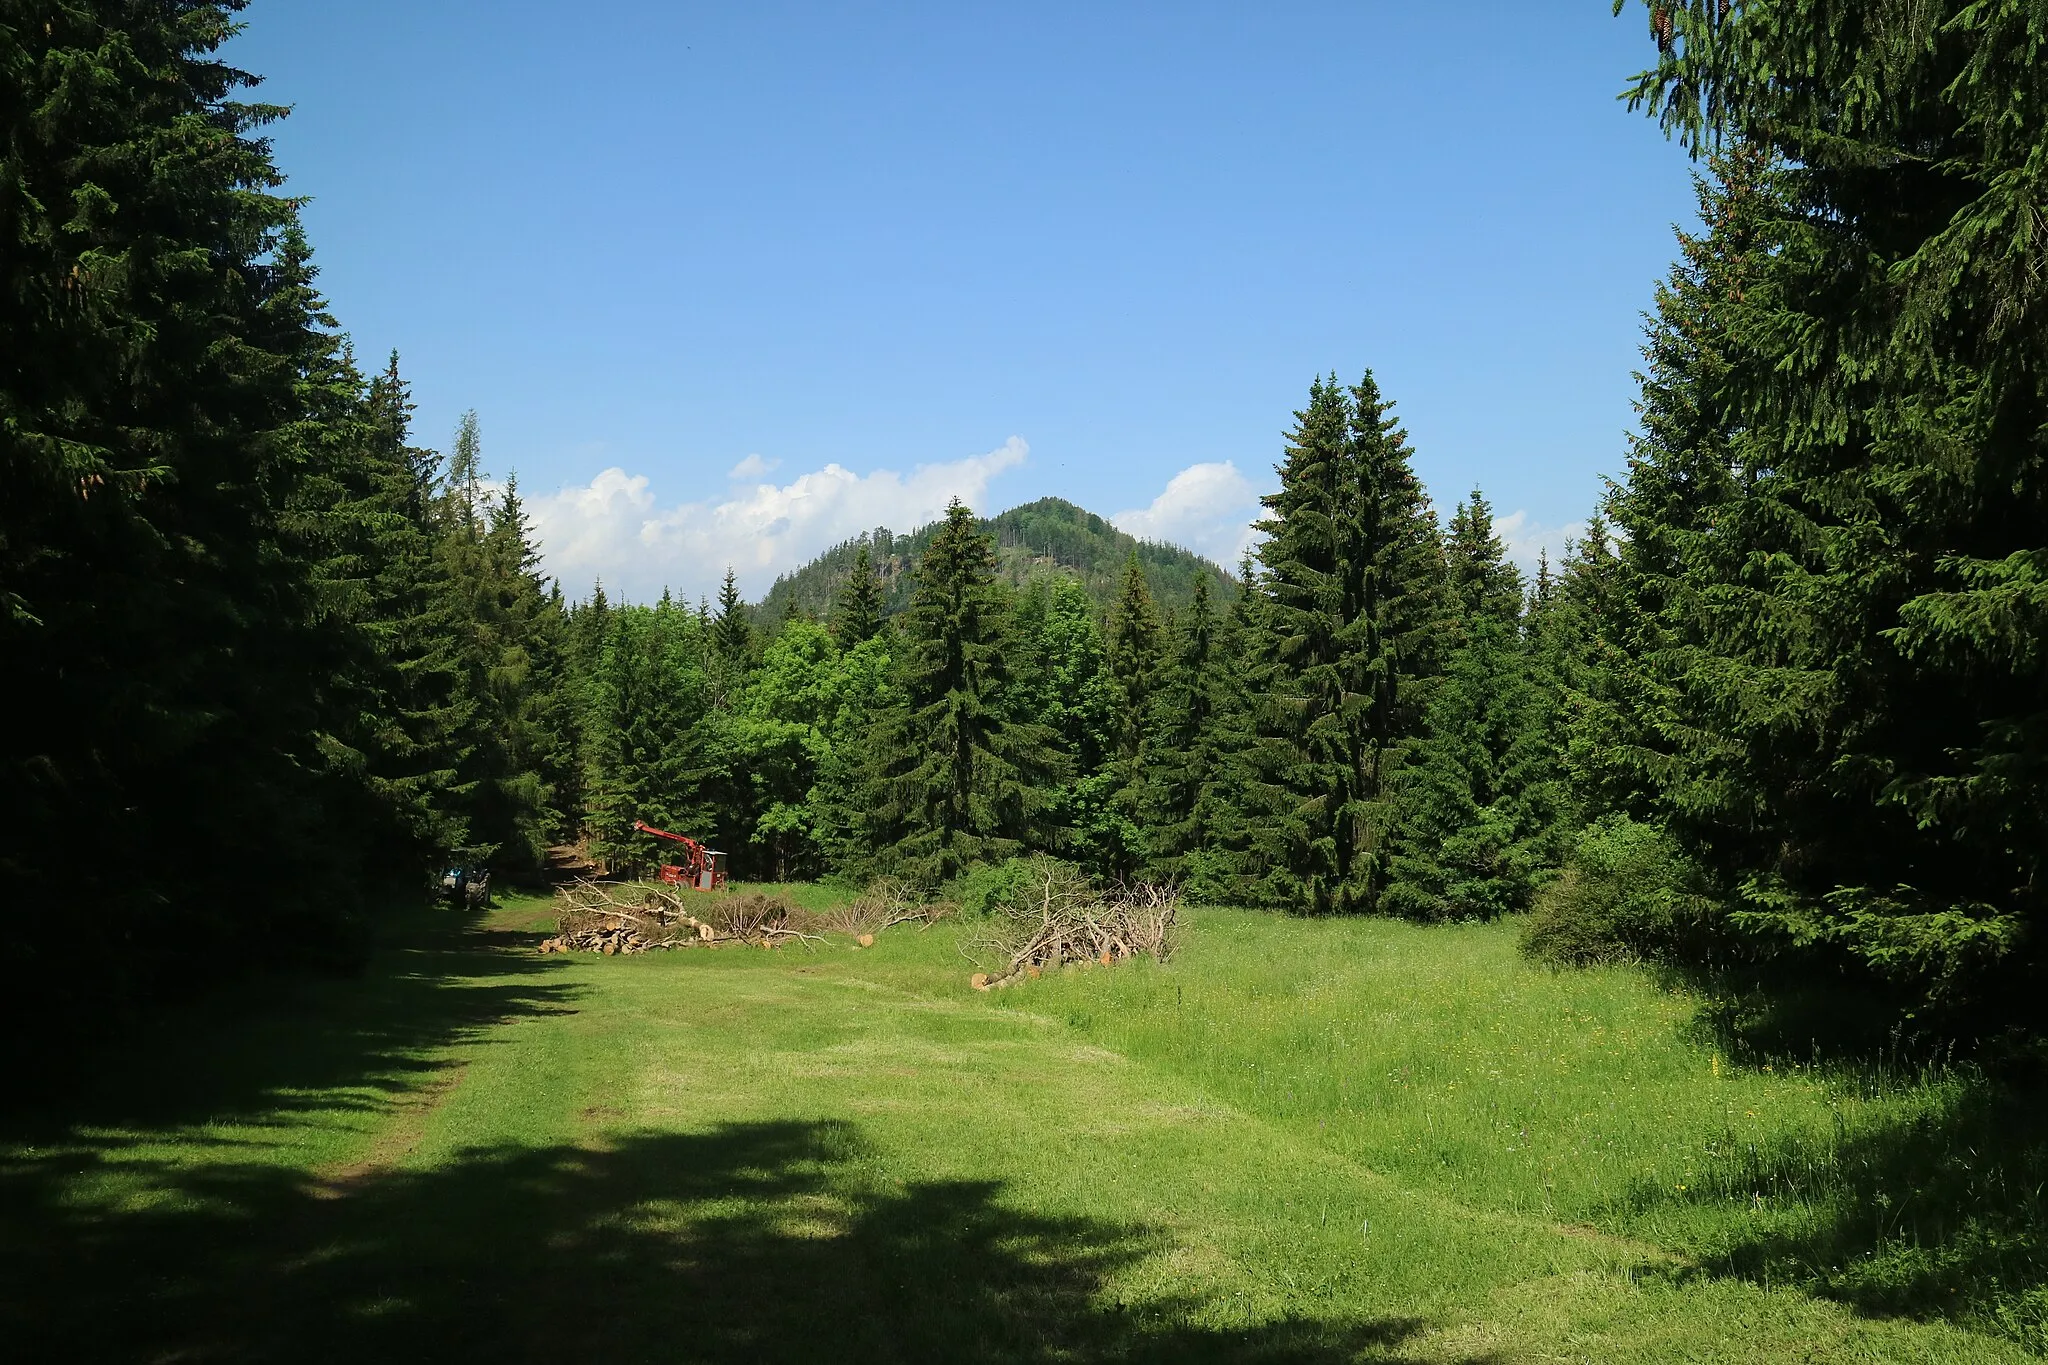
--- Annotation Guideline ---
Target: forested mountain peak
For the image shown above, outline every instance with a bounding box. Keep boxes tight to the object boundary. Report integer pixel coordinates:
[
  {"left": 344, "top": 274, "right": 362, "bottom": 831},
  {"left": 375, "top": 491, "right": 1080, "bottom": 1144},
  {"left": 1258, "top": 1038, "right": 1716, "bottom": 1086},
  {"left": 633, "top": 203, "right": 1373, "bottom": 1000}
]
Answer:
[{"left": 751, "top": 496, "right": 1238, "bottom": 625}]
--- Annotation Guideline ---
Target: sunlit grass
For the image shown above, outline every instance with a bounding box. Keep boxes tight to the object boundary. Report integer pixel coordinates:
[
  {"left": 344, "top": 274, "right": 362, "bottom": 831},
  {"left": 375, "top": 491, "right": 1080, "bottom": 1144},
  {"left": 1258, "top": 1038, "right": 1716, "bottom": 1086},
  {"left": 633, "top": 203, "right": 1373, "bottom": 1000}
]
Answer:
[
  {"left": 998, "top": 908, "right": 2045, "bottom": 1346},
  {"left": 4, "top": 896, "right": 2034, "bottom": 1361}
]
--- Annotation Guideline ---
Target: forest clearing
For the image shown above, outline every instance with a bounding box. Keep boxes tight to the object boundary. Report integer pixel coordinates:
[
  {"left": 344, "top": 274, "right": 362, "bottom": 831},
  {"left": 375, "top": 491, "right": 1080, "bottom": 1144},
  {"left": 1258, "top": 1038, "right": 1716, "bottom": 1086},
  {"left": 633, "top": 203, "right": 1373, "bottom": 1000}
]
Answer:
[
  {"left": 10, "top": 4, "right": 2048, "bottom": 1359},
  {"left": 5, "top": 888, "right": 2040, "bottom": 1364}
]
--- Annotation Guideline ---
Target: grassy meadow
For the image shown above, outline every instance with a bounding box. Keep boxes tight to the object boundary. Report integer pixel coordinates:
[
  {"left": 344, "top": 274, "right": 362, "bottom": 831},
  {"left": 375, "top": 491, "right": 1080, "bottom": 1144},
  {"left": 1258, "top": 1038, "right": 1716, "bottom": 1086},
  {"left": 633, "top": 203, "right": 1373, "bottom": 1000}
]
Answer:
[{"left": 3, "top": 890, "right": 2042, "bottom": 1362}]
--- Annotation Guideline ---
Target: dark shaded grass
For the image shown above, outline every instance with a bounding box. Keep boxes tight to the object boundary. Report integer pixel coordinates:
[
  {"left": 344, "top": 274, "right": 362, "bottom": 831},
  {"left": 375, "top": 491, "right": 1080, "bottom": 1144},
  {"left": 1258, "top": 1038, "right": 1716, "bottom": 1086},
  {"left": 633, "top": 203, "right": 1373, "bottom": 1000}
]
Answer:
[
  {"left": 1608, "top": 962, "right": 2048, "bottom": 1345},
  {"left": 3, "top": 905, "right": 575, "bottom": 1141},
  {"left": 4, "top": 1119, "right": 1466, "bottom": 1365},
  {"left": 1617, "top": 1075, "right": 2048, "bottom": 1348},
  {"left": 0, "top": 905, "right": 1469, "bottom": 1364}
]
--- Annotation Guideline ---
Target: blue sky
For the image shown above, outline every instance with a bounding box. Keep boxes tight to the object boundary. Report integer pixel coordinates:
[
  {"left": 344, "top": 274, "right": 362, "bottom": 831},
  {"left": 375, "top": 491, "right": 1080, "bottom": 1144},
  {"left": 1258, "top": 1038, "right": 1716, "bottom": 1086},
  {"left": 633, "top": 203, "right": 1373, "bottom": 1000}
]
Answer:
[{"left": 230, "top": 2, "right": 1697, "bottom": 602}]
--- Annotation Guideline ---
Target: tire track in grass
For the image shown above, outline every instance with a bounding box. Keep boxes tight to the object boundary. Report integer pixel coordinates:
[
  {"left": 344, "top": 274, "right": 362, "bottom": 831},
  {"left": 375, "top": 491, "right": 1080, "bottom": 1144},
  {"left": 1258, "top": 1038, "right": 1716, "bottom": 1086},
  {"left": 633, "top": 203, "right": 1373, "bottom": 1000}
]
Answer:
[
  {"left": 738, "top": 953, "right": 2035, "bottom": 1362},
  {"left": 312, "top": 1061, "right": 471, "bottom": 1197}
]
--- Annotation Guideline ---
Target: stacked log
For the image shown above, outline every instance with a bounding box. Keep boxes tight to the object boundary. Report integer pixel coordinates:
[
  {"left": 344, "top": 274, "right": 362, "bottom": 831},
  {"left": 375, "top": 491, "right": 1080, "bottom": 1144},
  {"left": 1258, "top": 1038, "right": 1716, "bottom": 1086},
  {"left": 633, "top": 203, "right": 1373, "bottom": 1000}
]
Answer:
[{"left": 540, "top": 881, "right": 817, "bottom": 955}]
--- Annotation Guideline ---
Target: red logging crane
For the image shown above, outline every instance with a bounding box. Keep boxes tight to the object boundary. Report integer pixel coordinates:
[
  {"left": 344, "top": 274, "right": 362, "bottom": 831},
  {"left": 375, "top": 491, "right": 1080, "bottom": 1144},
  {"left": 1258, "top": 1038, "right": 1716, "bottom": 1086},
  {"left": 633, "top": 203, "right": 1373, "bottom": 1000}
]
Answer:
[{"left": 631, "top": 820, "right": 729, "bottom": 892}]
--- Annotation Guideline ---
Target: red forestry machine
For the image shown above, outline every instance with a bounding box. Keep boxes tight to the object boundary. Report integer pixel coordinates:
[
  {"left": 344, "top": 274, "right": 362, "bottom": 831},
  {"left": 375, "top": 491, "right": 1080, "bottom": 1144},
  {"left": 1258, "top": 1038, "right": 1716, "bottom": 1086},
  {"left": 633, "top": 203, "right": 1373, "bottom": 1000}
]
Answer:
[{"left": 632, "top": 820, "right": 729, "bottom": 892}]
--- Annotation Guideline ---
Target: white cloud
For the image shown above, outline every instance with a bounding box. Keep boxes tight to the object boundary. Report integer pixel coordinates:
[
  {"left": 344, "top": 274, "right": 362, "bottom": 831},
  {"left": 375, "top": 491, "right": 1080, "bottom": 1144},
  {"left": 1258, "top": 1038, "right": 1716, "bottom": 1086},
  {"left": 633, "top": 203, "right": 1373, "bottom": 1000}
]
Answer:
[
  {"left": 526, "top": 437, "right": 1029, "bottom": 602},
  {"left": 1494, "top": 509, "right": 1585, "bottom": 581},
  {"left": 727, "top": 452, "right": 780, "bottom": 480},
  {"left": 1111, "top": 461, "right": 1263, "bottom": 568}
]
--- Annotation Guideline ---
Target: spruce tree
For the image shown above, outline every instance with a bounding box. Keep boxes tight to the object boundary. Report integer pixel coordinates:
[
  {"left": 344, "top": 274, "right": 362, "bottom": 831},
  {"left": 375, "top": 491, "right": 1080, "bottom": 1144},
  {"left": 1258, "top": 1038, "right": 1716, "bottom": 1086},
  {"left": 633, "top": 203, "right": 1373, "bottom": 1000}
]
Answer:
[
  {"left": 870, "top": 501, "right": 1064, "bottom": 885},
  {"left": 1183, "top": 555, "right": 1267, "bottom": 904},
  {"left": 291, "top": 331, "right": 470, "bottom": 877},
  {"left": 1099, "top": 553, "right": 1165, "bottom": 880},
  {"left": 1569, "top": 146, "right": 1777, "bottom": 836},
  {"left": 714, "top": 568, "right": 753, "bottom": 662},
  {"left": 474, "top": 477, "right": 575, "bottom": 872},
  {"left": 583, "top": 599, "right": 717, "bottom": 874},
  {"left": 1617, "top": 1, "right": 2048, "bottom": 1001},
  {"left": 421, "top": 416, "right": 572, "bottom": 878},
  {"left": 1444, "top": 489, "right": 1523, "bottom": 624},
  {"left": 1247, "top": 373, "right": 1448, "bottom": 915},
  {"left": 1144, "top": 574, "right": 1227, "bottom": 883},
  {"left": 1106, "top": 553, "right": 1166, "bottom": 756},
  {"left": 1384, "top": 491, "right": 1557, "bottom": 920},
  {"left": 832, "top": 543, "right": 887, "bottom": 644},
  {"left": 0, "top": 2, "right": 372, "bottom": 1016}
]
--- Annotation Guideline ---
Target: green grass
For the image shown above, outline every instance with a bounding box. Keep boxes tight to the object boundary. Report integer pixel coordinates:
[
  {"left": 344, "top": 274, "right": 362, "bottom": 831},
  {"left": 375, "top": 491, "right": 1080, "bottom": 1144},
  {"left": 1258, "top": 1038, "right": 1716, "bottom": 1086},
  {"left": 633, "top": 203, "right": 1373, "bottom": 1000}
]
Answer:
[{"left": 2, "top": 895, "right": 2039, "bottom": 1362}]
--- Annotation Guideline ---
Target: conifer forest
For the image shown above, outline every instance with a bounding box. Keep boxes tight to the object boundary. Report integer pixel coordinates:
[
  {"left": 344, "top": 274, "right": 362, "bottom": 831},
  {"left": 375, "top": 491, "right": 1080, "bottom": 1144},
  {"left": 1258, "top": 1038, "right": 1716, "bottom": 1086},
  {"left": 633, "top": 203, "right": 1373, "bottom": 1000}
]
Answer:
[
  {"left": 11, "top": 0, "right": 2046, "bottom": 1031},
  {"left": 8, "top": 4, "right": 2048, "bottom": 1361}
]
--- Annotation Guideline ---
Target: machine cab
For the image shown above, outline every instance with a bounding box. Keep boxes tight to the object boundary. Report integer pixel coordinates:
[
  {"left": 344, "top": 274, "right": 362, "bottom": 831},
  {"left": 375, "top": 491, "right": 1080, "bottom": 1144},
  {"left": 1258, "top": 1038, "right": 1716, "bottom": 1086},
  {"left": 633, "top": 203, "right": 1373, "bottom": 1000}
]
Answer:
[{"left": 653, "top": 848, "right": 728, "bottom": 891}]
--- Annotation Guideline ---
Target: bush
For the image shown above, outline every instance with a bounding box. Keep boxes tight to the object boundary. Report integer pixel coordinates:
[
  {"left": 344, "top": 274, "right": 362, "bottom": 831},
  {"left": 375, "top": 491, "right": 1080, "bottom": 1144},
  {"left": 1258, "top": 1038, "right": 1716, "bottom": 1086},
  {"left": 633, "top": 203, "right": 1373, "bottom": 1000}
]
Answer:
[
  {"left": 1178, "top": 848, "right": 1243, "bottom": 908},
  {"left": 1521, "top": 816, "right": 1711, "bottom": 966},
  {"left": 949, "top": 857, "right": 1047, "bottom": 918}
]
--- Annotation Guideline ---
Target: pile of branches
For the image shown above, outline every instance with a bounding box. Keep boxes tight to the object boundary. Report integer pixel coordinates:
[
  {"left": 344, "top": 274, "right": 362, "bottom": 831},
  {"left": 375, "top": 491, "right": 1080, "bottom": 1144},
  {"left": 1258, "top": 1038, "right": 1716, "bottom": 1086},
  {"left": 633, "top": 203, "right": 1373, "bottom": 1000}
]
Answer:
[
  {"left": 816, "top": 877, "right": 953, "bottom": 944},
  {"left": 964, "top": 859, "right": 1180, "bottom": 990},
  {"left": 538, "top": 882, "right": 821, "bottom": 954}
]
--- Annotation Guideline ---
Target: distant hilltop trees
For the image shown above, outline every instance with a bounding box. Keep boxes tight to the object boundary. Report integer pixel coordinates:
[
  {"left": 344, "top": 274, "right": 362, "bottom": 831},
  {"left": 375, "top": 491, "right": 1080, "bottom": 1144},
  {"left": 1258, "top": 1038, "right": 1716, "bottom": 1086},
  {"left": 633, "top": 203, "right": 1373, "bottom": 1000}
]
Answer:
[{"left": 751, "top": 497, "right": 1238, "bottom": 628}]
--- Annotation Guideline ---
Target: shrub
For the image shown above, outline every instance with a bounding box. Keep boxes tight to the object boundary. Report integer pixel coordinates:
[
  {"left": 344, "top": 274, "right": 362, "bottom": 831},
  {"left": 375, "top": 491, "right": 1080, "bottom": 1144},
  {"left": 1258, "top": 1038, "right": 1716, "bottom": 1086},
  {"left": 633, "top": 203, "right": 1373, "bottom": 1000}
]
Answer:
[
  {"left": 949, "top": 857, "right": 1046, "bottom": 918},
  {"left": 1521, "top": 816, "right": 1711, "bottom": 966},
  {"left": 1178, "top": 848, "right": 1243, "bottom": 908}
]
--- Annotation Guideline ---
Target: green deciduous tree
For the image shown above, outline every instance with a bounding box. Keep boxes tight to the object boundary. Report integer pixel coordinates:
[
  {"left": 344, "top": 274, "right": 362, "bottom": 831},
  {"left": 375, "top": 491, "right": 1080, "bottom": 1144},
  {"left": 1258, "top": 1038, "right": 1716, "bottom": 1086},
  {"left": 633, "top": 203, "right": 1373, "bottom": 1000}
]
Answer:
[
  {"left": 808, "top": 630, "right": 899, "bottom": 879},
  {"left": 1008, "top": 576, "right": 1117, "bottom": 875},
  {"left": 732, "top": 618, "right": 837, "bottom": 879}
]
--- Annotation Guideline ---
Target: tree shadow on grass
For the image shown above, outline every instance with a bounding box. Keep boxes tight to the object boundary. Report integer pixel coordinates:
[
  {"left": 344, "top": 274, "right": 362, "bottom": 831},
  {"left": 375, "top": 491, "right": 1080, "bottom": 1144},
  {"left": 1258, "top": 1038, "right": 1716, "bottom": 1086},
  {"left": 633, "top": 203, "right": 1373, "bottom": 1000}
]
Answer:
[
  {"left": 7, "top": 1120, "right": 1478, "bottom": 1364},
  {"left": 1630, "top": 1081, "right": 2048, "bottom": 1348},
  {"left": 5, "top": 909, "right": 578, "bottom": 1137},
  {"left": 1624, "top": 970, "right": 2048, "bottom": 1348},
  {"left": 0, "top": 909, "right": 585, "bottom": 1271}
]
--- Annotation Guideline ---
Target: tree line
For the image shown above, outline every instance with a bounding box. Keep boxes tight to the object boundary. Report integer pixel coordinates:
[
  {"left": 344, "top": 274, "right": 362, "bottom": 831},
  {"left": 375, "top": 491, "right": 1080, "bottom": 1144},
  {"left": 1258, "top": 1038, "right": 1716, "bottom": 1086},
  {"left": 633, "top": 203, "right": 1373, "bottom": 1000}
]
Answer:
[{"left": 5, "top": 1, "right": 2044, "bottom": 1036}]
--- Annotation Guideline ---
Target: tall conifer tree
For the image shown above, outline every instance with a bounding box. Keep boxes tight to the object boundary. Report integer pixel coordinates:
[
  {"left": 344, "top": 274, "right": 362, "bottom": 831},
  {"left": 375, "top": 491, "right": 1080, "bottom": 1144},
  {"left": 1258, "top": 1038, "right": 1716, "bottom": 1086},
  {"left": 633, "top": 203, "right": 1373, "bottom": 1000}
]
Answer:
[
  {"left": 1384, "top": 491, "right": 1557, "bottom": 920},
  {"left": 713, "top": 568, "right": 754, "bottom": 678},
  {"left": 832, "top": 543, "right": 887, "bottom": 644},
  {"left": 583, "top": 599, "right": 716, "bottom": 873},
  {"left": 1144, "top": 574, "right": 1232, "bottom": 884},
  {"left": 1248, "top": 372, "right": 1448, "bottom": 914},
  {"left": 0, "top": 2, "right": 373, "bottom": 1014},
  {"left": 1617, "top": 7, "right": 2048, "bottom": 995},
  {"left": 1099, "top": 553, "right": 1165, "bottom": 880},
  {"left": 870, "top": 501, "right": 1064, "bottom": 885}
]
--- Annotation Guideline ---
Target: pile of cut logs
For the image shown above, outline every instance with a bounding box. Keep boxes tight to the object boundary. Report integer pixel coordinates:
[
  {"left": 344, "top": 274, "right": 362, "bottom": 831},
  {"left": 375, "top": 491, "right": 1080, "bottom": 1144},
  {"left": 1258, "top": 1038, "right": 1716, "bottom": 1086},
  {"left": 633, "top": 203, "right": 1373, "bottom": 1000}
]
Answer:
[
  {"left": 536, "top": 915, "right": 715, "bottom": 955},
  {"left": 537, "top": 880, "right": 818, "bottom": 954}
]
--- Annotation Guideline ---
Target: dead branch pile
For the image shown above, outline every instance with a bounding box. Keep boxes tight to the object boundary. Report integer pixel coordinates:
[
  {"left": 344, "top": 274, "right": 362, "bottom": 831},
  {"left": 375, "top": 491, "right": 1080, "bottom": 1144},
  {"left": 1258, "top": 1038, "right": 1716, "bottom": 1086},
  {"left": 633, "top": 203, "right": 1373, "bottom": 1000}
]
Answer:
[
  {"left": 963, "top": 860, "right": 1181, "bottom": 990},
  {"left": 537, "top": 881, "right": 821, "bottom": 954},
  {"left": 815, "top": 878, "right": 953, "bottom": 940}
]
